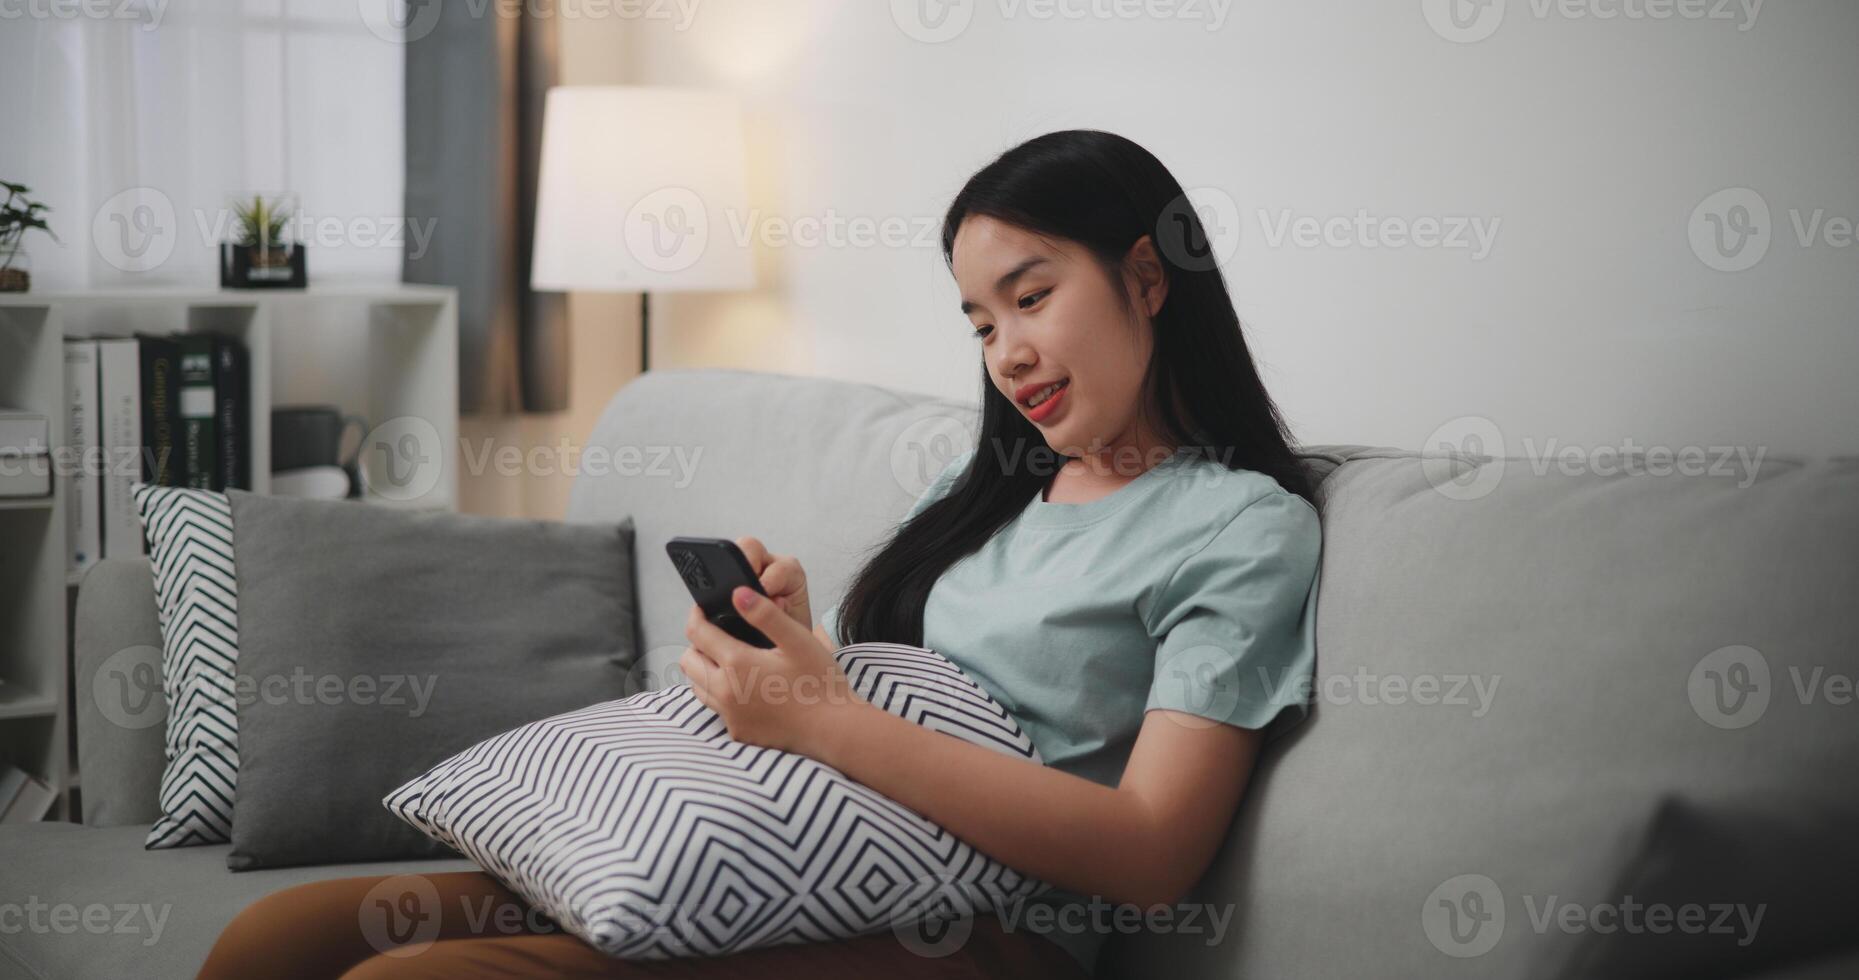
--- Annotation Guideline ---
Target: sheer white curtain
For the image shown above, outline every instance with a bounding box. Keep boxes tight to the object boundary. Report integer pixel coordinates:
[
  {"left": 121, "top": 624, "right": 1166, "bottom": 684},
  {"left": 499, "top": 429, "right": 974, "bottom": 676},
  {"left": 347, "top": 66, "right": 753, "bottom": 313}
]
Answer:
[{"left": 0, "top": 0, "right": 404, "bottom": 290}]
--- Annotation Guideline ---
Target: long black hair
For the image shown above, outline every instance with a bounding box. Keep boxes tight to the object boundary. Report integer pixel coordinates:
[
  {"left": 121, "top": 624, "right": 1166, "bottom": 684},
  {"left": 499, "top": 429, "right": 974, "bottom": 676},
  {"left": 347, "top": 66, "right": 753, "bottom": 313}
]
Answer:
[{"left": 836, "top": 129, "right": 1315, "bottom": 648}]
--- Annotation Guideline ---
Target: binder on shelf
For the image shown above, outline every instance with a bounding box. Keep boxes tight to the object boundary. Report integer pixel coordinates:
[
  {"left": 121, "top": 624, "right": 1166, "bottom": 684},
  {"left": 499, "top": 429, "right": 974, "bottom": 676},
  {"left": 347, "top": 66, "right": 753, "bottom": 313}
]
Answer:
[
  {"left": 65, "top": 341, "right": 101, "bottom": 575},
  {"left": 97, "top": 339, "right": 146, "bottom": 556},
  {"left": 213, "top": 336, "right": 250, "bottom": 491}
]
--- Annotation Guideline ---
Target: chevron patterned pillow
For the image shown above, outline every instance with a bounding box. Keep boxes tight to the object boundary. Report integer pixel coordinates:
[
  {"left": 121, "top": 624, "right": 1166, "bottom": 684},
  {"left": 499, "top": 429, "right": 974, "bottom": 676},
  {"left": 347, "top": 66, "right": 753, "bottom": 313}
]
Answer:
[
  {"left": 384, "top": 641, "right": 1053, "bottom": 959},
  {"left": 132, "top": 483, "right": 240, "bottom": 849}
]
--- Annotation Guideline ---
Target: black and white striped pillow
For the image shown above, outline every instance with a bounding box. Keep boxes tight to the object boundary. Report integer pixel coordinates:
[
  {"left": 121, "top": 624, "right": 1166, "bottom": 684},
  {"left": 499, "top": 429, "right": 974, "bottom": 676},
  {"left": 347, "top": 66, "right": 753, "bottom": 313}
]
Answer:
[
  {"left": 384, "top": 641, "right": 1052, "bottom": 959},
  {"left": 133, "top": 484, "right": 240, "bottom": 848}
]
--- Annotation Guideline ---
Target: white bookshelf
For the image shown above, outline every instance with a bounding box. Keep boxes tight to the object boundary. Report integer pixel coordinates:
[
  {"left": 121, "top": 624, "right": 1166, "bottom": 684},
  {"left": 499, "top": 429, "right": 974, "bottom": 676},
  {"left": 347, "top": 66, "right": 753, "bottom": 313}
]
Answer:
[{"left": 0, "top": 284, "right": 459, "bottom": 821}]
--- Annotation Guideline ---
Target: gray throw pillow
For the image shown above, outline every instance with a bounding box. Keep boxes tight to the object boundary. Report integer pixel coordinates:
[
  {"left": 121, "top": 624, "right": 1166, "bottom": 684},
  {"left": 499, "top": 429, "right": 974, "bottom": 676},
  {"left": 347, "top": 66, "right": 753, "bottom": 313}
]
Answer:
[{"left": 224, "top": 490, "right": 638, "bottom": 871}]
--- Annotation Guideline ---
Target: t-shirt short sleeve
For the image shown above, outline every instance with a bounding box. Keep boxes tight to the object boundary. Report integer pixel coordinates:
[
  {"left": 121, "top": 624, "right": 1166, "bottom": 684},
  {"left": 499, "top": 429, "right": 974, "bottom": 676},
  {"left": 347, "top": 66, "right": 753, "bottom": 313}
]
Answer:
[
  {"left": 1143, "top": 489, "right": 1322, "bottom": 738},
  {"left": 901, "top": 447, "right": 973, "bottom": 523},
  {"left": 820, "top": 448, "right": 974, "bottom": 647}
]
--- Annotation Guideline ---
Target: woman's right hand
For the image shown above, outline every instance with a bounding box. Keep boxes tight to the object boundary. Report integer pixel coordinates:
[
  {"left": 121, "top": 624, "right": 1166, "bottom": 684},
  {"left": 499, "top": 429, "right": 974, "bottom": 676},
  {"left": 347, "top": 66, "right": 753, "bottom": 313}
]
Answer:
[{"left": 734, "top": 536, "right": 814, "bottom": 634}]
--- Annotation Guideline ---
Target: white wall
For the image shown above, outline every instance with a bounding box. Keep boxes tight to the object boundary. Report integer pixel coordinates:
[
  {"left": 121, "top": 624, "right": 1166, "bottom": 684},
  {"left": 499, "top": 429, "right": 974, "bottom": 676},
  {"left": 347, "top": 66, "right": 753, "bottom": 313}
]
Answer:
[{"left": 618, "top": 0, "right": 1858, "bottom": 457}]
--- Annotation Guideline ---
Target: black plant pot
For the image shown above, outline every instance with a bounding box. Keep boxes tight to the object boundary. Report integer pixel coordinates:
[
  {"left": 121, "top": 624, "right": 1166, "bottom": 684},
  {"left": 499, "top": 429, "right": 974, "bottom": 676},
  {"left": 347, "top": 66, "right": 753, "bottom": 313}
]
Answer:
[{"left": 220, "top": 242, "right": 307, "bottom": 288}]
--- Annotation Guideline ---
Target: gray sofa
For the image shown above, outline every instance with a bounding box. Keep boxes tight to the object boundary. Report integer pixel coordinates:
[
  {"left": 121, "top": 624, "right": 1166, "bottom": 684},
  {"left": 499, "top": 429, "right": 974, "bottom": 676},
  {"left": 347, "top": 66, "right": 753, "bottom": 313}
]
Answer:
[{"left": 4, "top": 367, "right": 1855, "bottom": 979}]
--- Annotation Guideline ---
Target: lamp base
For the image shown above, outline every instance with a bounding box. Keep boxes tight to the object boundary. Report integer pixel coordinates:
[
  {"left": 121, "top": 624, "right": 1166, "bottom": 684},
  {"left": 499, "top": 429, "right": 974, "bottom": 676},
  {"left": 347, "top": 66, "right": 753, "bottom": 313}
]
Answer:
[{"left": 640, "top": 291, "right": 651, "bottom": 374}]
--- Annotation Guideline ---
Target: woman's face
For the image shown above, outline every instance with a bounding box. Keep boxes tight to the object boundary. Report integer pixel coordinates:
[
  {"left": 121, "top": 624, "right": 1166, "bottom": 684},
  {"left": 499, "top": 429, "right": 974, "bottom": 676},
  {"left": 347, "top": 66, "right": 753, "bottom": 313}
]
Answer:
[{"left": 952, "top": 214, "right": 1168, "bottom": 472}]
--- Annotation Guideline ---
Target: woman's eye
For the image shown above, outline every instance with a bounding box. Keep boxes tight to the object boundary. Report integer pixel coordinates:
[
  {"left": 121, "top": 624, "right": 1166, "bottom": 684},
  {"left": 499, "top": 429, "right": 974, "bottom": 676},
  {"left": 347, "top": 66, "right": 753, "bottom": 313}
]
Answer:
[
  {"left": 972, "top": 325, "right": 993, "bottom": 340},
  {"left": 1018, "top": 288, "right": 1051, "bottom": 310}
]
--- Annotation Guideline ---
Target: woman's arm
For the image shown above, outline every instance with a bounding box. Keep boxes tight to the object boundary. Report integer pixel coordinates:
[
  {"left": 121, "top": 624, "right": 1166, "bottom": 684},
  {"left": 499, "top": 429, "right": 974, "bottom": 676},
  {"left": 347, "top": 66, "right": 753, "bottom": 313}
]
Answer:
[
  {"left": 809, "top": 699, "right": 1263, "bottom": 910},
  {"left": 682, "top": 587, "right": 1265, "bottom": 910}
]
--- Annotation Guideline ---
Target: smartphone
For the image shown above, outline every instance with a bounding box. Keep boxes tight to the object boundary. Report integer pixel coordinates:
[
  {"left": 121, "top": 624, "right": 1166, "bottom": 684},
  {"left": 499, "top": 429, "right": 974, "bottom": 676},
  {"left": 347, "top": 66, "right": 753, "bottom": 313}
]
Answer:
[{"left": 666, "top": 536, "right": 776, "bottom": 649}]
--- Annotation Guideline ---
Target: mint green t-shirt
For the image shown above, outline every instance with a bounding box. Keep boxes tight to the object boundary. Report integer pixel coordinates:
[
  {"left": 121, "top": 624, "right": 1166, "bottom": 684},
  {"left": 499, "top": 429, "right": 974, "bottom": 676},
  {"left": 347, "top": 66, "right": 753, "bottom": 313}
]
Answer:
[{"left": 821, "top": 446, "right": 1323, "bottom": 977}]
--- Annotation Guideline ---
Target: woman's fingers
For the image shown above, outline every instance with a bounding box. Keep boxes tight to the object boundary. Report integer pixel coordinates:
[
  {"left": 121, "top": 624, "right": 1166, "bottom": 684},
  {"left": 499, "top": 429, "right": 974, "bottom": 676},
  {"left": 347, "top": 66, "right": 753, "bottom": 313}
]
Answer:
[
  {"left": 726, "top": 586, "right": 814, "bottom": 650},
  {"left": 735, "top": 536, "right": 770, "bottom": 574},
  {"left": 685, "top": 604, "right": 746, "bottom": 672},
  {"left": 759, "top": 556, "right": 806, "bottom": 599}
]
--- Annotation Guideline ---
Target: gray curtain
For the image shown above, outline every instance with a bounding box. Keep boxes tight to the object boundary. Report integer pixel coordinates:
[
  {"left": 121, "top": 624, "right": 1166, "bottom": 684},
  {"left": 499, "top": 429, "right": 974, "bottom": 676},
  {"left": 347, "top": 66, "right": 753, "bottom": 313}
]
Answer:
[{"left": 403, "top": 4, "right": 567, "bottom": 414}]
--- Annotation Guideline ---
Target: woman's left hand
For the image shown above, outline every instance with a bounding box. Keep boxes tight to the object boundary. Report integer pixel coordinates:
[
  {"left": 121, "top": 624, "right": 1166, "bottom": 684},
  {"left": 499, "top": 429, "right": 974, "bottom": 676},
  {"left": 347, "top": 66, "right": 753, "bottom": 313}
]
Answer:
[{"left": 682, "top": 586, "right": 866, "bottom": 756}]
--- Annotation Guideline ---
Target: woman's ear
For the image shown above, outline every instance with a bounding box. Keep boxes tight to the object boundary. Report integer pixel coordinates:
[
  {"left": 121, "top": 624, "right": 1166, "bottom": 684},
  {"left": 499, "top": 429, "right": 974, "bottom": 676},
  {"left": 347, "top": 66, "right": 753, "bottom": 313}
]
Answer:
[{"left": 1125, "top": 235, "right": 1170, "bottom": 317}]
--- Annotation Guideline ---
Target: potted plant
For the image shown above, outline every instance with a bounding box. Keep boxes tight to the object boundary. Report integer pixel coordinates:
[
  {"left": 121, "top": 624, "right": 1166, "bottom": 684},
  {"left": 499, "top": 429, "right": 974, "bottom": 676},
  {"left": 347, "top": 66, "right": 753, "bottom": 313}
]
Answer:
[
  {"left": 0, "top": 182, "right": 58, "bottom": 292},
  {"left": 220, "top": 193, "right": 306, "bottom": 288}
]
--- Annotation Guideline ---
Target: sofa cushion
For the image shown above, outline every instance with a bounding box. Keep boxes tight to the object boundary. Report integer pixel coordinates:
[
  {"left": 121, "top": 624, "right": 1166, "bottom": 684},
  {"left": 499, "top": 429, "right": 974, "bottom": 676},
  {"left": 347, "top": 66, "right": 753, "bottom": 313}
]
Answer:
[
  {"left": 384, "top": 641, "right": 1049, "bottom": 959},
  {"left": 224, "top": 491, "right": 641, "bottom": 870},
  {"left": 0, "top": 823, "right": 475, "bottom": 980}
]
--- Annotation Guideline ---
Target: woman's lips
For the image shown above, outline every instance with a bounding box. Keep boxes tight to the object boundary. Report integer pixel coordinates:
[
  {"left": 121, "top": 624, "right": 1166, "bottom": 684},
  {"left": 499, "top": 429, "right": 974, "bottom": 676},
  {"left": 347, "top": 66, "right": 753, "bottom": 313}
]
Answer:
[{"left": 1026, "top": 380, "right": 1069, "bottom": 423}]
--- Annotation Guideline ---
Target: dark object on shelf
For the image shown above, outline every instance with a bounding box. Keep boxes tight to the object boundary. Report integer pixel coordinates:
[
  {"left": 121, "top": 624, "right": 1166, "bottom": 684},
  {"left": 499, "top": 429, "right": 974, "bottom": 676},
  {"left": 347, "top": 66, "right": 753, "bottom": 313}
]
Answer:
[
  {"left": 219, "top": 242, "right": 306, "bottom": 289},
  {"left": 272, "top": 405, "right": 365, "bottom": 498}
]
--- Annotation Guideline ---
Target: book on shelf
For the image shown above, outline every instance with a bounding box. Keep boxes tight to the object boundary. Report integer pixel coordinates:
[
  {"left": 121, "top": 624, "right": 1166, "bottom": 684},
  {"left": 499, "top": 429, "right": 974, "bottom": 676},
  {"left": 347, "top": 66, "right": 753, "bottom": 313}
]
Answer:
[
  {"left": 178, "top": 337, "right": 217, "bottom": 490},
  {"left": 97, "top": 339, "right": 145, "bottom": 557},
  {"left": 137, "top": 335, "right": 181, "bottom": 486},
  {"left": 65, "top": 341, "right": 101, "bottom": 575},
  {"left": 0, "top": 408, "right": 51, "bottom": 499}
]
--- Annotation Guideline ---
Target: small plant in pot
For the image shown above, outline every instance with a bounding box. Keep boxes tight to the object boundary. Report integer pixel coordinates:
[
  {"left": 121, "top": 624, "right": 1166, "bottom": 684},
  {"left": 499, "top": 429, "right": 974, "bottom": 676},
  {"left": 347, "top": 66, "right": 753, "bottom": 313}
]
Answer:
[
  {"left": 0, "top": 182, "right": 58, "bottom": 293},
  {"left": 220, "top": 193, "right": 307, "bottom": 288}
]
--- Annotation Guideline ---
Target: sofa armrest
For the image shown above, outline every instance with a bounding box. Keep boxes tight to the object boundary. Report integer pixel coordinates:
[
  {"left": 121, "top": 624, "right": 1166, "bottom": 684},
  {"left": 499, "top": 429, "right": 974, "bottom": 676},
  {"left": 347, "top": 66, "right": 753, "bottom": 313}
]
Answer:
[{"left": 74, "top": 557, "right": 167, "bottom": 827}]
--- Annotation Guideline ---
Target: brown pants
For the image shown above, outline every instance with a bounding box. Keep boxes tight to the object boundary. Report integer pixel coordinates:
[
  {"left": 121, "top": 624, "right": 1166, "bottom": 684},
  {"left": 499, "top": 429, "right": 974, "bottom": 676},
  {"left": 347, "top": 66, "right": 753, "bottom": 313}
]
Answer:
[{"left": 197, "top": 870, "right": 1091, "bottom": 979}]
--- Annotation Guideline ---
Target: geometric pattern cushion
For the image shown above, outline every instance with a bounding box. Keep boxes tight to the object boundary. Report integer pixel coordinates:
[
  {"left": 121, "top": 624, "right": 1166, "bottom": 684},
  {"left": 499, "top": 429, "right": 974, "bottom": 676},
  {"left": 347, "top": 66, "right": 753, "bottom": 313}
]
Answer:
[
  {"left": 383, "top": 641, "right": 1053, "bottom": 959},
  {"left": 132, "top": 483, "right": 238, "bottom": 849}
]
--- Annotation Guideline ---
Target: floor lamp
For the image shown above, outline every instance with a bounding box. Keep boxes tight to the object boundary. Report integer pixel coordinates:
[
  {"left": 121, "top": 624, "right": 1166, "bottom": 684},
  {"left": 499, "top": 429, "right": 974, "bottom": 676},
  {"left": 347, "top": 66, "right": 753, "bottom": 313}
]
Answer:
[{"left": 529, "top": 87, "right": 753, "bottom": 372}]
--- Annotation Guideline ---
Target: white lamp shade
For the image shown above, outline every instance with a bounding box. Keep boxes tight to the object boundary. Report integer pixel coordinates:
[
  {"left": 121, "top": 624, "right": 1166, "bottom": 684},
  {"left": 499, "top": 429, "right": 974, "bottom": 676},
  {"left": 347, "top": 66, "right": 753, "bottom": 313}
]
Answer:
[{"left": 530, "top": 87, "right": 753, "bottom": 293}]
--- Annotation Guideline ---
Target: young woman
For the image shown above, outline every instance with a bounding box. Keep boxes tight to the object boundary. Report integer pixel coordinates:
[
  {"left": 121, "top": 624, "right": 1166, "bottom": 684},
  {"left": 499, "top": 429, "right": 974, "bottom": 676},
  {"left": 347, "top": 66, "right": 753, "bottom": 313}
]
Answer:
[{"left": 198, "top": 129, "right": 1321, "bottom": 980}]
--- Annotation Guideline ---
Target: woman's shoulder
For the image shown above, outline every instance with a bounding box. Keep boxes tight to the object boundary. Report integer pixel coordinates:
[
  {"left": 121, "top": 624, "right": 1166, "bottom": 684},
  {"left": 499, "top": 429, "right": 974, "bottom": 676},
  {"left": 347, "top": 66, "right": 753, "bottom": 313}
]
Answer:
[{"left": 1167, "top": 453, "right": 1319, "bottom": 526}]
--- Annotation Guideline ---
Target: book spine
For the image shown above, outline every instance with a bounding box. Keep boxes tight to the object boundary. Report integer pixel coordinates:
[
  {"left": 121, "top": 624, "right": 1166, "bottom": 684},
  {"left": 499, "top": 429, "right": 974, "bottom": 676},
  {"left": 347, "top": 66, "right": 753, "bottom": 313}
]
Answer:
[
  {"left": 64, "top": 341, "right": 101, "bottom": 577},
  {"left": 213, "top": 337, "right": 250, "bottom": 491},
  {"left": 177, "top": 337, "right": 217, "bottom": 491},
  {"left": 98, "top": 339, "right": 146, "bottom": 557},
  {"left": 139, "top": 337, "right": 180, "bottom": 486}
]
